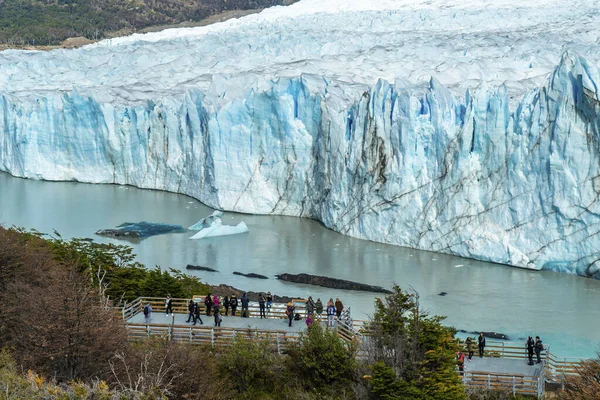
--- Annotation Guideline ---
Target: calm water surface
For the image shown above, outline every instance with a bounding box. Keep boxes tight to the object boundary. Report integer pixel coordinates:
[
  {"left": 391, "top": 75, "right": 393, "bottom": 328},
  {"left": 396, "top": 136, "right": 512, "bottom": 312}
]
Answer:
[{"left": 1, "top": 172, "right": 598, "bottom": 357}]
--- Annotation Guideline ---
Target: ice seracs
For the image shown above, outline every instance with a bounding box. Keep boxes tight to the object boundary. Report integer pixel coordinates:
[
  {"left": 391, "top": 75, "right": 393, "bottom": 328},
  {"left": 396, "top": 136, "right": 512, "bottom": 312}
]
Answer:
[{"left": 1, "top": 0, "right": 600, "bottom": 276}]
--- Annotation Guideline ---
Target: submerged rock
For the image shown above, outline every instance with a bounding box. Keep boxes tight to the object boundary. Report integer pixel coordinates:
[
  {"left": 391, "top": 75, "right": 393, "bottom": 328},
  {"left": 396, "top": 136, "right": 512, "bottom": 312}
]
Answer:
[
  {"left": 95, "top": 221, "right": 186, "bottom": 240},
  {"left": 276, "top": 273, "right": 392, "bottom": 294},
  {"left": 233, "top": 271, "right": 269, "bottom": 279},
  {"left": 186, "top": 264, "right": 218, "bottom": 272},
  {"left": 458, "top": 330, "right": 510, "bottom": 340}
]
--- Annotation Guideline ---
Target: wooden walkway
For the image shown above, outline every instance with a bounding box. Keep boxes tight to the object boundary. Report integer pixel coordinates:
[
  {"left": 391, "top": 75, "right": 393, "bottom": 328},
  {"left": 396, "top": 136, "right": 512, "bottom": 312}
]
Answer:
[{"left": 118, "top": 297, "right": 585, "bottom": 398}]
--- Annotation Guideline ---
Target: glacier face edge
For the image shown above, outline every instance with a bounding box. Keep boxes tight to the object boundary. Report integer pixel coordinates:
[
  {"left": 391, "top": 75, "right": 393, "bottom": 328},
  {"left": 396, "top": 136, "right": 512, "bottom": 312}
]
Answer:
[{"left": 1, "top": 54, "right": 600, "bottom": 277}]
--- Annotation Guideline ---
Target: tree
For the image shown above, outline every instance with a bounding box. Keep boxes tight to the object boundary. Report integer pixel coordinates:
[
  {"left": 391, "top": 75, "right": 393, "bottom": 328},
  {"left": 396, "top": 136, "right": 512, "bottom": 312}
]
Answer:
[
  {"left": 559, "top": 356, "right": 600, "bottom": 400},
  {"left": 365, "top": 286, "right": 465, "bottom": 400}
]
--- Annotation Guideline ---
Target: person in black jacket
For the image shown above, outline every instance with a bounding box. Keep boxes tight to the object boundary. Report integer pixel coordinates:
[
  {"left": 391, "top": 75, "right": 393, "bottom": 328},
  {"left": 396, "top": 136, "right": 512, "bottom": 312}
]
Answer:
[
  {"left": 527, "top": 336, "right": 535, "bottom": 365},
  {"left": 193, "top": 302, "right": 203, "bottom": 325},
  {"left": 165, "top": 295, "right": 173, "bottom": 316},
  {"left": 241, "top": 293, "right": 249, "bottom": 317},
  {"left": 478, "top": 333, "right": 486, "bottom": 358},
  {"left": 258, "top": 293, "right": 266, "bottom": 319},
  {"left": 186, "top": 299, "right": 195, "bottom": 323},
  {"left": 534, "top": 336, "right": 544, "bottom": 364},
  {"left": 224, "top": 296, "right": 230, "bottom": 316},
  {"left": 204, "top": 293, "right": 213, "bottom": 316},
  {"left": 229, "top": 295, "right": 238, "bottom": 317}
]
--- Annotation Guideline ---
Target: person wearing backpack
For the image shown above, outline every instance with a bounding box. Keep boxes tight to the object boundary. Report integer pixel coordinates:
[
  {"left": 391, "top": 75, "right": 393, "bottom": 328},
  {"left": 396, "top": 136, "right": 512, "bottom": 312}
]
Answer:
[
  {"left": 229, "top": 295, "right": 238, "bottom": 317},
  {"left": 466, "top": 337, "right": 475, "bottom": 361},
  {"left": 204, "top": 294, "right": 213, "bottom": 316},
  {"left": 214, "top": 310, "right": 222, "bottom": 327},
  {"left": 266, "top": 292, "right": 273, "bottom": 312},
  {"left": 186, "top": 299, "right": 195, "bottom": 323},
  {"left": 286, "top": 302, "right": 295, "bottom": 327},
  {"left": 213, "top": 294, "right": 220, "bottom": 315},
  {"left": 335, "top": 298, "right": 344, "bottom": 318},
  {"left": 143, "top": 302, "right": 152, "bottom": 323},
  {"left": 326, "top": 299, "right": 336, "bottom": 328},
  {"left": 534, "top": 336, "right": 544, "bottom": 364}
]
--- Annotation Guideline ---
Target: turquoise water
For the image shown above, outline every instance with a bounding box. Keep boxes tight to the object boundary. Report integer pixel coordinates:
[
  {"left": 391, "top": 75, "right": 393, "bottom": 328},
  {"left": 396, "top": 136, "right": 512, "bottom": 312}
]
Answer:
[{"left": 1, "top": 172, "right": 598, "bottom": 358}]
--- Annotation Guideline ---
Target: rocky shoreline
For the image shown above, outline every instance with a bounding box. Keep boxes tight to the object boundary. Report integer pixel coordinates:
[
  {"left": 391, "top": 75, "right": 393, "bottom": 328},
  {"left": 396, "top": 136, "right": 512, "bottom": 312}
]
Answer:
[{"left": 276, "top": 273, "right": 392, "bottom": 294}]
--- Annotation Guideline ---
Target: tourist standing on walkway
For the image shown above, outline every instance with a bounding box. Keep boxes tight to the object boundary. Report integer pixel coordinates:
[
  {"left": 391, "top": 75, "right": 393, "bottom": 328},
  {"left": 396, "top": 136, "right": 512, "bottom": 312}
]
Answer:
[
  {"left": 456, "top": 352, "right": 465, "bottom": 373},
  {"left": 186, "top": 299, "right": 195, "bottom": 323},
  {"left": 286, "top": 302, "right": 295, "bottom": 327},
  {"left": 266, "top": 292, "right": 273, "bottom": 312},
  {"left": 315, "top": 298, "right": 323, "bottom": 316},
  {"left": 230, "top": 295, "right": 238, "bottom": 316},
  {"left": 143, "top": 302, "right": 152, "bottom": 323},
  {"left": 326, "top": 299, "right": 336, "bottom": 327},
  {"left": 241, "top": 293, "right": 250, "bottom": 317},
  {"left": 466, "top": 337, "right": 474, "bottom": 361},
  {"left": 478, "top": 333, "right": 486, "bottom": 358},
  {"left": 306, "top": 296, "right": 315, "bottom": 316},
  {"left": 214, "top": 310, "right": 222, "bottom": 327},
  {"left": 335, "top": 298, "right": 344, "bottom": 318},
  {"left": 204, "top": 294, "right": 213, "bottom": 316},
  {"left": 527, "top": 336, "right": 535, "bottom": 365},
  {"left": 223, "top": 296, "right": 230, "bottom": 316},
  {"left": 535, "top": 336, "right": 543, "bottom": 364},
  {"left": 258, "top": 293, "right": 267, "bottom": 319},
  {"left": 213, "top": 294, "right": 220, "bottom": 314},
  {"left": 193, "top": 302, "right": 203, "bottom": 325},
  {"left": 165, "top": 295, "right": 173, "bottom": 316}
]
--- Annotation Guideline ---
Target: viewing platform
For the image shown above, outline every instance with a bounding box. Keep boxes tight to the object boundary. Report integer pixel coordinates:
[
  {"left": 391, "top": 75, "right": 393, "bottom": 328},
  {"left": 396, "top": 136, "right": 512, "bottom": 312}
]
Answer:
[{"left": 117, "top": 296, "right": 585, "bottom": 398}]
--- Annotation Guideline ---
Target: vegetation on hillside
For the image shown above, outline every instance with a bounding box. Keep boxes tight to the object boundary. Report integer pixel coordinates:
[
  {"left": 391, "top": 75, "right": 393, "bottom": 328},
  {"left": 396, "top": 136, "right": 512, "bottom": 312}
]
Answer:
[{"left": 0, "top": 0, "right": 292, "bottom": 46}]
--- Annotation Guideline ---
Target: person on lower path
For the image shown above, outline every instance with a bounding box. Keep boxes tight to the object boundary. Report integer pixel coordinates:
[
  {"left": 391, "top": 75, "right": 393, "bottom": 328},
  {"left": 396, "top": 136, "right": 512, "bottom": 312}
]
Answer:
[
  {"left": 241, "top": 293, "right": 250, "bottom": 317},
  {"left": 286, "top": 302, "right": 295, "bottom": 327},
  {"left": 315, "top": 298, "right": 323, "bottom": 317},
  {"left": 326, "top": 299, "right": 336, "bottom": 328},
  {"left": 186, "top": 299, "right": 195, "bottom": 323},
  {"left": 229, "top": 294, "right": 238, "bottom": 317},
  {"left": 193, "top": 302, "right": 203, "bottom": 325},
  {"left": 165, "top": 295, "right": 173, "bottom": 316},
  {"left": 223, "top": 296, "right": 230, "bottom": 316},
  {"left": 143, "top": 302, "right": 152, "bottom": 324},
  {"left": 527, "top": 336, "right": 535, "bottom": 365},
  {"left": 258, "top": 293, "right": 266, "bottom": 319},
  {"left": 466, "top": 337, "right": 474, "bottom": 361},
  {"left": 478, "top": 332, "right": 486, "bottom": 358},
  {"left": 306, "top": 296, "right": 315, "bottom": 316},
  {"left": 335, "top": 298, "right": 344, "bottom": 318},
  {"left": 204, "top": 293, "right": 213, "bottom": 316},
  {"left": 535, "top": 336, "right": 544, "bottom": 364},
  {"left": 214, "top": 310, "right": 222, "bottom": 327}
]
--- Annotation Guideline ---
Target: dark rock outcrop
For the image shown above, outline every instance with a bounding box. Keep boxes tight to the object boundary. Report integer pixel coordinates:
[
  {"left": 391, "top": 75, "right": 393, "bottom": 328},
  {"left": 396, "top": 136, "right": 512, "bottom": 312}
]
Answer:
[
  {"left": 276, "top": 273, "right": 392, "bottom": 294},
  {"left": 210, "top": 284, "right": 298, "bottom": 303},
  {"left": 458, "top": 330, "right": 510, "bottom": 340},
  {"left": 186, "top": 265, "right": 218, "bottom": 272},
  {"left": 438, "top": 292, "right": 448, "bottom": 296},
  {"left": 233, "top": 271, "right": 269, "bottom": 279}
]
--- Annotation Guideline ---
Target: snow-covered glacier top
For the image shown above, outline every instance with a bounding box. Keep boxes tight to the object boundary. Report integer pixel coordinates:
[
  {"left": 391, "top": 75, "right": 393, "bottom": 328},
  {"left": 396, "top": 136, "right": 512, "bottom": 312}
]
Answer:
[{"left": 1, "top": 0, "right": 598, "bottom": 104}]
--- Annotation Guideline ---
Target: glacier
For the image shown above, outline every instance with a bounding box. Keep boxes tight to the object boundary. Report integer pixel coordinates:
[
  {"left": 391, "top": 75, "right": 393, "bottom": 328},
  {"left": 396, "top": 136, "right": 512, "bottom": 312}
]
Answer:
[{"left": 1, "top": 0, "right": 600, "bottom": 276}]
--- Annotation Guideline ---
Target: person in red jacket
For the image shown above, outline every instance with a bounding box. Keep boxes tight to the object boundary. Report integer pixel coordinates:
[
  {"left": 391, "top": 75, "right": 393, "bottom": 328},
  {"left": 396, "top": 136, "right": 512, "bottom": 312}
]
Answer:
[{"left": 456, "top": 352, "right": 465, "bottom": 372}]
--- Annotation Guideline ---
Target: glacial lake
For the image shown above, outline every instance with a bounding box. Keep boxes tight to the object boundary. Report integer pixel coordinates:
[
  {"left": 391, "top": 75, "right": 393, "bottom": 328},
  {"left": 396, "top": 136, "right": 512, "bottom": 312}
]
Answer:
[{"left": 0, "top": 171, "right": 598, "bottom": 358}]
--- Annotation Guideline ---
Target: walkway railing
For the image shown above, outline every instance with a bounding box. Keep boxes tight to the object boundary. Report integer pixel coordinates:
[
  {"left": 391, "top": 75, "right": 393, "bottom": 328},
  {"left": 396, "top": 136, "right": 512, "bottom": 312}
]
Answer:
[
  {"left": 462, "top": 371, "right": 544, "bottom": 398},
  {"left": 126, "top": 323, "right": 301, "bottom": 353}
]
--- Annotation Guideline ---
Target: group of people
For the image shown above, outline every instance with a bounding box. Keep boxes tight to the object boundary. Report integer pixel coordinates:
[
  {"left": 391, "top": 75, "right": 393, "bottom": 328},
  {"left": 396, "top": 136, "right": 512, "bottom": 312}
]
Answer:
[
  {"left": 143, "top": 294, "right": 346, "bottom": 329},
  {"left": 456, "top": 333, "right": 545, "bottom": 372},
  {"left": 285, "top": 296, "right": 344, "bottom": 328}
]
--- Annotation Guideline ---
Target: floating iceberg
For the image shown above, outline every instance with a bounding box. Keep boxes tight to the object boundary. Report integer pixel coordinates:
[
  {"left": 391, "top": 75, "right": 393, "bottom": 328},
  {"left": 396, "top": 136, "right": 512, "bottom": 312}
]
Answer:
[
  {"left": 188, "top": 211, "right": 224, "bottom": 230},
  {"left": 189, "top": 217, "right": 249, "bottom": 240}
]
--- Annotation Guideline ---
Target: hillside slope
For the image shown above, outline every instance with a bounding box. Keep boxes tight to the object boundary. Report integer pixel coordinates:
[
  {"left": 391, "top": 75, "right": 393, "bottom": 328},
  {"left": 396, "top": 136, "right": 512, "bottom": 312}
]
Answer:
[{"left": 0, "top": 0, "right": 293, "bottom": 46}]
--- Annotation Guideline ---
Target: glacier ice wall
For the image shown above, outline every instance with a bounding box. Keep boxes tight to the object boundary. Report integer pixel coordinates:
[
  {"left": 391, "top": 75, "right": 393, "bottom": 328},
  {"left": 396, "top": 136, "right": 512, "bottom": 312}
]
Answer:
[{"left": 1, "top": 53, "right": 600, "bottom": 277}]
